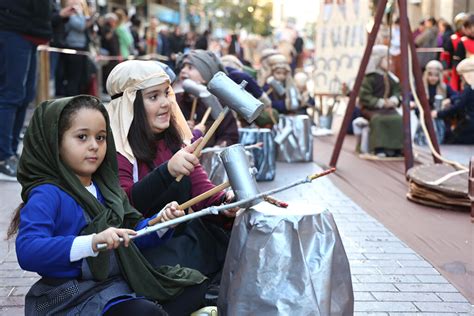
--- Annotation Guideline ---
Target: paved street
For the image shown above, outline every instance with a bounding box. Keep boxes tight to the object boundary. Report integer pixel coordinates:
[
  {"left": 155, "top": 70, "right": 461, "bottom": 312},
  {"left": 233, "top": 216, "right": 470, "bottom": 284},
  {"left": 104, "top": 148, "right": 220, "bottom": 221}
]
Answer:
[{"left": 0, "top": 160, "right": 472, "bottom": 315}]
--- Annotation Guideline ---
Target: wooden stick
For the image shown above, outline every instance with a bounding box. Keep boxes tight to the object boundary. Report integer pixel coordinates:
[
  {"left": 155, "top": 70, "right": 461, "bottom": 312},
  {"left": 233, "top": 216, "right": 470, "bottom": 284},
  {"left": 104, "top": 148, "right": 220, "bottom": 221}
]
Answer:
[
  {"left": 148, "top": 181, "right": 230, "bottom": 226},
  {"left": 176, "top": 107, "right": 229, "bottom": 182},
  {"left": 189, "top": 98, "right": 198, "bottom": 121},
  {"left": 200, "top": 107, "right": 212, "bottom": 125}
]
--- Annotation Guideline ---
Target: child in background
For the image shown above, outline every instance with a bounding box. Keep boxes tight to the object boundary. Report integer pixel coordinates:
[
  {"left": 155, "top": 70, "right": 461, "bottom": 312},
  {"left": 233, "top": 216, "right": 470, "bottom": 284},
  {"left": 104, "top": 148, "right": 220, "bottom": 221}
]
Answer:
[
  {"left": 294, "top": 72, "right": 315, "bottom": 114},
  {"left": 8, "top": 95, "right": 207, "bottom": 315},
  {"left": 263, "top": 54, "right": 303, "bottom": 114}
]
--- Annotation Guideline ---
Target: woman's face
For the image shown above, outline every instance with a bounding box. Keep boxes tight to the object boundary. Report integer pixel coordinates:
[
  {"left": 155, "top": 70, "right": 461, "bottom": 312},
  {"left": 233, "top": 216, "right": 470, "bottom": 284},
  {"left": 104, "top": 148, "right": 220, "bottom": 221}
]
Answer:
[
  {"left": 427, "top": 71, "right": 439, "bottom": 85},
  {"left": 142, "top": 83, "right": 172, "bottom": 134},
  {"left": 179, "top": 62, "right": 206, "bottom": 84}
]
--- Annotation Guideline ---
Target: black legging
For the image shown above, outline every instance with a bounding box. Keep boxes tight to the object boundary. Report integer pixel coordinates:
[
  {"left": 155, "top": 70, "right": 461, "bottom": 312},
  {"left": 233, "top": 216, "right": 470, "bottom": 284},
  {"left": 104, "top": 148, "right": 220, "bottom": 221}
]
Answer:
[{"left": 104, "top": 280, "right": 210, "bottom": 316}]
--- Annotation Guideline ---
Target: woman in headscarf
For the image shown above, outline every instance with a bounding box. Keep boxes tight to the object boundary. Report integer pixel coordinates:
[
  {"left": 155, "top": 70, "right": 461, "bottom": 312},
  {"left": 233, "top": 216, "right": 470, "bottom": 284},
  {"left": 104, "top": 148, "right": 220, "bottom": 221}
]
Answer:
[
  {"left": 175, "top": 49, "right": 239, "bottom": 147},
  {"left": 106, "top": 60, "right": 237, "bottom": 302},
  {"left": 359, "top": 45, "right": 404, "bottom": 157}
]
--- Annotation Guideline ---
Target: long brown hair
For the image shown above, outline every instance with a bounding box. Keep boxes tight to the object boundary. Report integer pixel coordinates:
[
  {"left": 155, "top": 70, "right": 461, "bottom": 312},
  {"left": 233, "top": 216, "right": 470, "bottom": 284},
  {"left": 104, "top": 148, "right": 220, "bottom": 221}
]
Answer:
[{"left": 128, "top": 90, "right": 184, "bottom": 169}]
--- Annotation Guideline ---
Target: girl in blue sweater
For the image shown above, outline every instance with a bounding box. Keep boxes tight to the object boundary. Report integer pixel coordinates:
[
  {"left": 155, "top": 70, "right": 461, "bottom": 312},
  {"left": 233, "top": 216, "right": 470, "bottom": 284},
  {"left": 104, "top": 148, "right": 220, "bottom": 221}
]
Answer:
[{"left": 7, "top": 95, "right": 207, "bottom": 315}]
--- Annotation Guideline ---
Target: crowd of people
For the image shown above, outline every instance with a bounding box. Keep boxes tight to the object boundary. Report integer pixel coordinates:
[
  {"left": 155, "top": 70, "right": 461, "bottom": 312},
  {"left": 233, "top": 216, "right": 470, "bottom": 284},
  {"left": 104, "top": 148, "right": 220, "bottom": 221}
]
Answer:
[{"left": 357, "top": 12, "right": 474, "bottom": 157}]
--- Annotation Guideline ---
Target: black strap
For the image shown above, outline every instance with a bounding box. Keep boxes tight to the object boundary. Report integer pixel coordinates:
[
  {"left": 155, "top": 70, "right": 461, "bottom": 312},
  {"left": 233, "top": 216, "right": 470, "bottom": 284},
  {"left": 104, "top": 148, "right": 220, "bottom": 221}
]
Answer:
[{"left": 111, "top": 92, "right": 123, "bottom": 100}]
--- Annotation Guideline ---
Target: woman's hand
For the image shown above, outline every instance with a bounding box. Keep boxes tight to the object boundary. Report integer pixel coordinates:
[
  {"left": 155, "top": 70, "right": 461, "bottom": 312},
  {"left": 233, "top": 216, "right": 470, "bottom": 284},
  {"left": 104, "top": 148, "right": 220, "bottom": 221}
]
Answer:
[
  {"left": 167, "top": 138, "right": 202, "bottom": 177},
  {"left": 92, "top": 227, "right": 137, "bottom": 252},
  {"left": 431, "top": 110, "right": 438, "bottom": 119},
  {"left": 159, "top": 202, "right": 185, "bottom": 227},
  {"left": 221, "top": 191, "right": 239, "bottom": 218}
]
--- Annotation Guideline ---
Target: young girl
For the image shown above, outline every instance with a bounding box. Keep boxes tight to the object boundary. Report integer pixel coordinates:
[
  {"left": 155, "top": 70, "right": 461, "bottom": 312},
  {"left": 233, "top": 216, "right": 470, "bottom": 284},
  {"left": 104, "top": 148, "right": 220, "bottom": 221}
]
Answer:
[
  {"left": 175, "top": 49, "right": 239, "bottom": 147},
  {"left": 414, "top": 60, "right": 459, "bottom": 145},
  {"left": 106, "top": 60, "right": 237, "bottom": 303},
  {"left": 262, "top": 54, "right": 303, "bottom": 114},
  {"left": 8, "top": 95, "right": 208, "bottom": 315}
]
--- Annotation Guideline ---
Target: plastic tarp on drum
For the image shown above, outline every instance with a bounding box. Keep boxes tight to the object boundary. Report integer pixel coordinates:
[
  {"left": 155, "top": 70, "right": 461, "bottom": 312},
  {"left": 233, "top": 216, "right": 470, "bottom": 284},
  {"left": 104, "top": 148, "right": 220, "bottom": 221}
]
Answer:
[
  {"left": 239, "top": 128, "right": 276, "bottom": 181},
  {"left": 275, "top": 115, "right": 313, "bottom": 163},
  {"left": 217, "top": 202, "right": 354, "bottom": 315}
]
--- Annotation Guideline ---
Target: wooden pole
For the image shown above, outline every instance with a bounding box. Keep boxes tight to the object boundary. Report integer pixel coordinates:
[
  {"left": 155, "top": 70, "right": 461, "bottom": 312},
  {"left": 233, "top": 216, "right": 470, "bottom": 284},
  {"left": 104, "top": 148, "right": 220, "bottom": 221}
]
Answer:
[
  {"left": 398, "top": 0, "right": 414, "bottom": 172},
  {"left": 329, "top": 0, "right": 388, "bottom": 167},
  {"left": 36, "top": 48, "right": 50, "bottom": 104}
]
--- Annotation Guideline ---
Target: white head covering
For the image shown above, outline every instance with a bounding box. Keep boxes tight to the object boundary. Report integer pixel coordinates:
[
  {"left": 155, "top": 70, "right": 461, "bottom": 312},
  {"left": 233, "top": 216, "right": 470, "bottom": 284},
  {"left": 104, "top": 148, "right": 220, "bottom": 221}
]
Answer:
[
  {"left": 456, "top": 57, "right": 474, "bottom": 87},
  {"left": 106, "top": 60, "right": 193, "bottom": 164},
  {"left": 423, "top": 60, "right": 446, "bottom": 96},
  {"left": 366, "top": 45, "right": 389, "bottom": 74}
]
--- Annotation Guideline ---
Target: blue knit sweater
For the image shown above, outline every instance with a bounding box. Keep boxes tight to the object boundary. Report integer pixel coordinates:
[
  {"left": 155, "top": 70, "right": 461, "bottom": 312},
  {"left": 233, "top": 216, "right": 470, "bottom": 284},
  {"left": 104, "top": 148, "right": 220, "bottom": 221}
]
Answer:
[{"left": 16, "top": 183, "right": 172, "bottom": 278}]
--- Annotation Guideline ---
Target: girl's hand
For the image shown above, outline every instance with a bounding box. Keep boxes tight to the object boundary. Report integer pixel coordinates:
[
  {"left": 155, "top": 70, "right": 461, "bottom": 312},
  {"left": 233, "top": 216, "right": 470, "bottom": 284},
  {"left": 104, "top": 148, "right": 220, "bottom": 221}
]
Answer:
[
  {"left": 92, "top": 227, "right": 137, "bottom": 252},
  {"left": 431, "top": 110, "right": 438, "bottom": 119},
  {"left": 441, "top": 98, "right": 451, "bottom": 109},
  {"left": 194, "top": 122, "right": 207, "bottom": 134},
  {"left": 221, "top": 191, "right": 239, "bottom": 218},
  {"left": 159, "top": 202, "right": 185, "bottom": 227},
  {"left": 167, "top": 138, "right": 202, "bottom": 177},
  {"left": 187, "top": 120, "right": 196, "bottom": 129}
]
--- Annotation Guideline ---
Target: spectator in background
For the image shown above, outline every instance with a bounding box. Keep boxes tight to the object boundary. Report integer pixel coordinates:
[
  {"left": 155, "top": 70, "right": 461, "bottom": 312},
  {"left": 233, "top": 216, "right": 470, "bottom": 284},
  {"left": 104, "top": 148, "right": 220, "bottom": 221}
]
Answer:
[
  {"left": 169, "top": 27, "right": 185, "bottom": 69},
  {"left": 99, "top": 13, "right": 120, "bottom": 93},
  {"left": 50, "top": 1, "right": 76, "bottom": 97},
  {"left": 157, "top": 25, "right": 171, "bottom": 60},
  {"left": 453, "top": 14, "right": 474, "bottom": 74},
  {"left": 145, "top": 17, "right": 158, "bottom": 54},
  {"left": 130, "top": 14, "right": 145, "bottom": 56},
  {"left": 0, "top": 0, "right": 53, "bottom": 181},
  {"left": 62, "top": 0, "right": 90, "bottom": 96},
  {"left": 195, "top": 30, "right": 209, "bottom": 50},
  {"left": 432, "top": 57, "right": 474, "bottom": 144},
  {"left": 415, "top": 17, "right": 438, "bottom": 71},
  {"left": 413, "top": 19, "right": 425, "bottom": 41},
  {"left": 293, "top": 32, "right": 305, "bottom": 70},
  {"left": 443, "top": 12, "right": 468, "bottom": 91},
  {"left": 114, "top": 9, "right": 133, "bottom": 59}
]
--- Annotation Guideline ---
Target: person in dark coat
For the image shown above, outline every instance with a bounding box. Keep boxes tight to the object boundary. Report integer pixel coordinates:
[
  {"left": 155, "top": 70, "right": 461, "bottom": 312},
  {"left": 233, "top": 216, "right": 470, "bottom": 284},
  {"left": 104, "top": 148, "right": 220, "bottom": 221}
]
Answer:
[
  {"left": 0, "top": 0, "right": 53, "bottom": 181},
  {"left": 432, "top": 57, "right": 474, "bottom": 144}
]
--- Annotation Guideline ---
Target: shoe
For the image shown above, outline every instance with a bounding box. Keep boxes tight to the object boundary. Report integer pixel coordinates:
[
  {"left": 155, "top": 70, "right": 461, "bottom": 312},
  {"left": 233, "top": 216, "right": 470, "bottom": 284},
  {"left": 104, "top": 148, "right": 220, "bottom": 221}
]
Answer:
[
  {"left": 203, "top": 284, "right": 219, "bottom": 306},
  {"left": 0, "top": 156, "right": 18, "bottom": 182},
  {"left": 375, "top": 152, "right": 387, "bottom": 158}
]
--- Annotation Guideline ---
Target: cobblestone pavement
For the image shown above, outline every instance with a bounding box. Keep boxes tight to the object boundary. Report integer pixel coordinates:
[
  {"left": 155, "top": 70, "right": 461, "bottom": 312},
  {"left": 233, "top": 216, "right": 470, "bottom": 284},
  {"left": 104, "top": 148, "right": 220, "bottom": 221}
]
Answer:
[{"left": 0, "top": 161, "right": 472, "bottom": 315}]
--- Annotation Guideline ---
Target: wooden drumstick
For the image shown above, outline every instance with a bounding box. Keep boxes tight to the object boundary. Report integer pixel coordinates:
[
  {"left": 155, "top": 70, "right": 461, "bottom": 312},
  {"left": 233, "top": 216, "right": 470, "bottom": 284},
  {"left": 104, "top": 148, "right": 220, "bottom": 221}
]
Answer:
[
  {"left": 200, "top": 107, "right": 212, "bottom": 126},
  {"left": 148, "top": 181, "right": 230, "bottom": 226},
  {"left": 189, "top": 98, "right": 198, "bottom": 121}
]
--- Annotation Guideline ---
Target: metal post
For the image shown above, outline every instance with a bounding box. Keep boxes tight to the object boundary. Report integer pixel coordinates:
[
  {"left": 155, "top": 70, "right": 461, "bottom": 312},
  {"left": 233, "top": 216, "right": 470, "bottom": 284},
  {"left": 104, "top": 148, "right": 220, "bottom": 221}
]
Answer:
[{"left": 329, "top": 0, "right": 388, "bottom": 167}]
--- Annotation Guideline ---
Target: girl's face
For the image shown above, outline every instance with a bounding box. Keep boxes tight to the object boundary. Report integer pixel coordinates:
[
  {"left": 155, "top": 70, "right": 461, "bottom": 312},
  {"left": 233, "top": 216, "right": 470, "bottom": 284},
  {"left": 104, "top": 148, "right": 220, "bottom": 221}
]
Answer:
[
  {"left": 179, "top": 62, "right": 206, "bottom": 84},
  {"left": 142, "top": 83, "right": 172, "bottom": 134},
  {"left": 59, "top": 108, "right": 107, "bottom": 186},
  {"left": 273, "top": 68, "right": 287, "bottom": 82},
  {"left": 427, "top": 71, "right": 440, "bottom": 85}
]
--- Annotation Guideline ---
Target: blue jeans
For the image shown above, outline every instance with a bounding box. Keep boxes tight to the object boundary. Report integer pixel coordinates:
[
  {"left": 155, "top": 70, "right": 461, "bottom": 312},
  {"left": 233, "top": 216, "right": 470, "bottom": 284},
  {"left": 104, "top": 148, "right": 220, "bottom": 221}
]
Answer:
[{"left": 0, "top": 31, "right": 37, "bottom": 160}]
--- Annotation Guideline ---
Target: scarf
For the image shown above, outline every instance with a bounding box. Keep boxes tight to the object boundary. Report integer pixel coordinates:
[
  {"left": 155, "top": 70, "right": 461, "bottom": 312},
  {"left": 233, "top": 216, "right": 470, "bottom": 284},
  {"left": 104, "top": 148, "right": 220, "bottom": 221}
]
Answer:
[{"left": 17, "top": 96, "right": 205, "bottom": 301}]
